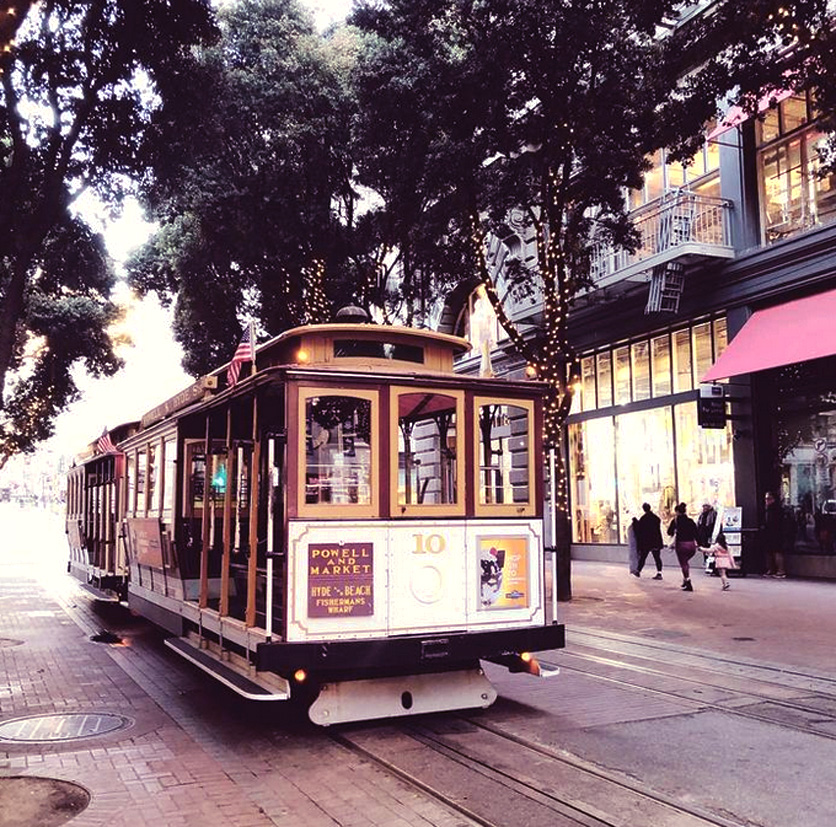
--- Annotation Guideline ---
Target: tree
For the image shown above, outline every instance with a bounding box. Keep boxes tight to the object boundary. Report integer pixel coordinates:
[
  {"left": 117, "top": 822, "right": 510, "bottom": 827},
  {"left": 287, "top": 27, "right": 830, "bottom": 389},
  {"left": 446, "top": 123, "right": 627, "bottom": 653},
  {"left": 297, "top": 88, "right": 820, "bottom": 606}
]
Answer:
[
  {"left": 0, "top": 0, "right": 216, "bottom": 465},
  {"left": 349, "top": 0, "right": 834, "bottom": 596},
  {"left": 127, "top": 0, "right": 357, "bottom": 375}
]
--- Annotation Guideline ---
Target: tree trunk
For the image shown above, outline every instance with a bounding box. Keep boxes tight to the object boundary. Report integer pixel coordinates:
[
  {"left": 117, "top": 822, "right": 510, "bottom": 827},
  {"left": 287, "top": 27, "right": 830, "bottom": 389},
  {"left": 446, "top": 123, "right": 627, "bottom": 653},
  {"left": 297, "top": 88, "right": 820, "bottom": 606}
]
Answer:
[{"left": 0, "top": 255, "right": 30, "bottom": 406}]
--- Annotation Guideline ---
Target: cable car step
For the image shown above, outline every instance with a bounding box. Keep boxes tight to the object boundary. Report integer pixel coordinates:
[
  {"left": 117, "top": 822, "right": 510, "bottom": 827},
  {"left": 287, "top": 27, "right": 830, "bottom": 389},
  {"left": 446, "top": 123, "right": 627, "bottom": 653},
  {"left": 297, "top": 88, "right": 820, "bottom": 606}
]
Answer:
[{"left": 164, "top": 636, "right": 290, "bottom": 702}]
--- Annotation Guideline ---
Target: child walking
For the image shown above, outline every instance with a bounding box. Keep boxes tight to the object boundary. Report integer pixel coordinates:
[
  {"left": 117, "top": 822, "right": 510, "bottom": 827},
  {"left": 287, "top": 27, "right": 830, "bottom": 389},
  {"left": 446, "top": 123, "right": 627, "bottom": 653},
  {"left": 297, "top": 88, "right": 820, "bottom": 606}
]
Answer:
[{"left": 704, "top": 532, "right": 737, "bottom": 590}]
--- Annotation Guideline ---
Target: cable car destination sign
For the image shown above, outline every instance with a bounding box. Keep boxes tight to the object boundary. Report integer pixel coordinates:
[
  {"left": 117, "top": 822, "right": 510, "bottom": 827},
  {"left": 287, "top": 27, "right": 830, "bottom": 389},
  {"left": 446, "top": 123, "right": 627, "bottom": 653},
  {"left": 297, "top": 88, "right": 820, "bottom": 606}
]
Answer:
[{"left": 308, "top": 541, "right": 374, "bottom": 617}]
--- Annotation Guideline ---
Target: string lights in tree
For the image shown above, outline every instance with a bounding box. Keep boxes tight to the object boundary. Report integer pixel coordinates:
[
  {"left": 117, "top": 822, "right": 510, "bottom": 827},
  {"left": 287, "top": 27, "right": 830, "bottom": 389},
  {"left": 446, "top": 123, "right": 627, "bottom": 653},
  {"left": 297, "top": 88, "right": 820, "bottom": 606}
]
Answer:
[{"left": 303, "top": 258, "right": 330, "bottom": 324}]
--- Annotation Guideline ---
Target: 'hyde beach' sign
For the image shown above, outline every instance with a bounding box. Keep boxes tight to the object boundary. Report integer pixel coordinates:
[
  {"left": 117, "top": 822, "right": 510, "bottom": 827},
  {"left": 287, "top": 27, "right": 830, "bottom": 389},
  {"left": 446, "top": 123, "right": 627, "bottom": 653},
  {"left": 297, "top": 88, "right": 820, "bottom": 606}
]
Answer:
[{"left": 308, "top": 541, "right": 373, "bottom": 617}]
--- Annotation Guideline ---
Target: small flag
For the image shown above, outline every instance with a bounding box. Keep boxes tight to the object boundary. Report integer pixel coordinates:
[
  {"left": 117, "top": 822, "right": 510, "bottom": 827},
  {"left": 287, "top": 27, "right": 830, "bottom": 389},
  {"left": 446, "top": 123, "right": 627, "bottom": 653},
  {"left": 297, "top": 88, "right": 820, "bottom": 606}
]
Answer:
[
  {"left": 227, "top": 323, "right": 255, "bottom": 387},
  {"left": 97, "top": 428, "right": 118, "bottom": 454}
]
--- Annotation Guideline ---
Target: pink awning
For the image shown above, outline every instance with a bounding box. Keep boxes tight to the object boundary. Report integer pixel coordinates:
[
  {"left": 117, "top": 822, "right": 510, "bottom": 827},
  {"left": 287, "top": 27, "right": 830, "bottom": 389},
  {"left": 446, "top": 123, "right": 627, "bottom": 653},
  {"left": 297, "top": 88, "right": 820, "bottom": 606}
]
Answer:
[
  {"left": 707, "top": 87, "right": 795, "bottom": 140},
  {"left": 702, "top": 289, "right": 836, "bottom": 381}
]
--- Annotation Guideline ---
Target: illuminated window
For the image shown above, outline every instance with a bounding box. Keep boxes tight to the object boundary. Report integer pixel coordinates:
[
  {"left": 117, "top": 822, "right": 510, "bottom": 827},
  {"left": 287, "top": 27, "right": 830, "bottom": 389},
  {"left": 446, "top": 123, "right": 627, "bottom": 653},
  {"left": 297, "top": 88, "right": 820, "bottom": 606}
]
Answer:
[{"left": 758, "top": 92, "right": 836, "bottom": 243}]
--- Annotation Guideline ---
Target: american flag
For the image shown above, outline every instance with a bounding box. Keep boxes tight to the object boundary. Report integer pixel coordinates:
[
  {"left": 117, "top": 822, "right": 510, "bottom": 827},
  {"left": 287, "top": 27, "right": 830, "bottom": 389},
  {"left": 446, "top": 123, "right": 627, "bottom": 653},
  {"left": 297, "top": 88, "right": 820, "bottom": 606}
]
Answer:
[
  {"left": 227, "top": 323, "right": 255, "bottom": 387},
  {"left": 97, "top": 428, "right": 118, "bottom": 454}
]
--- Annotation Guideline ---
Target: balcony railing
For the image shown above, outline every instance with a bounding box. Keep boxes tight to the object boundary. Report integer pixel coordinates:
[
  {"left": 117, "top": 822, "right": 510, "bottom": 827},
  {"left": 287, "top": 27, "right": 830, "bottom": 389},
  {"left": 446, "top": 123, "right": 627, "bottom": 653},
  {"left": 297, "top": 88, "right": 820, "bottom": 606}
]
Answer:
[{"left": 589, "top": 190, "right": 735, "bottom": 289}]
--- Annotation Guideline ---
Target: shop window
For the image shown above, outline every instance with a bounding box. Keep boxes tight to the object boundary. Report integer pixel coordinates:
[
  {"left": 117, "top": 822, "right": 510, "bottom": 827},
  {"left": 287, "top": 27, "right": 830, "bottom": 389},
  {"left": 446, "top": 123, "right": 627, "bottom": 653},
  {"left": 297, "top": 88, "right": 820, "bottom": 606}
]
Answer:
[
  {"left": 673, "top": 401, "right": 735, "bottom": 513},
  {"left": 569, "top": 417, "right": 617, "bottom": 544},
  {"left": 713, "top": 317, "right": 728, "bottom": 362},
  {"left": 770, "top": 357, "right": 836, "bottom": 555},
  {"left": 596, "top": 352, "right": 613, "bottom": 408},
  {"left": 615, "top": 408, "right": 676, "bottom": 542},
  {"left": 394, "top": 389, "right": 463, "bottom": 515},
  {"left": 631, "top": 341, "right": 651, "bottom": 402},
  {"left": 299, "top": 390, "right": 377, "bottom": 517},
  {"left": 475, "top": 399, "right": 534, "bottom": 516},
  {"left": 651, "top": 334, "right": 672, "bottom": 397},
  {"left": 672, "top": 329, "right": 693, "bottom": 392},
  {"left": 581, "top": 355, "right": 596, "bottom": 412},
  {"left": 614, "top": 347, "right": 631, "bottom": 405},
  {"left": 692, "top": 322, "right": 713, "bottom": 385}
]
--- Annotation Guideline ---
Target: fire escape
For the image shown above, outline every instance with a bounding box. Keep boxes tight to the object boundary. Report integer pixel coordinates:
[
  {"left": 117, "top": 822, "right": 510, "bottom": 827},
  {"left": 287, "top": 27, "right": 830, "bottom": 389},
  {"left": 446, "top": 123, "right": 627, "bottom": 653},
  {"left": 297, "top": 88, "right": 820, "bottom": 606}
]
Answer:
[{"left": 588, "top": 189, "right": 735, "bottom": 314}]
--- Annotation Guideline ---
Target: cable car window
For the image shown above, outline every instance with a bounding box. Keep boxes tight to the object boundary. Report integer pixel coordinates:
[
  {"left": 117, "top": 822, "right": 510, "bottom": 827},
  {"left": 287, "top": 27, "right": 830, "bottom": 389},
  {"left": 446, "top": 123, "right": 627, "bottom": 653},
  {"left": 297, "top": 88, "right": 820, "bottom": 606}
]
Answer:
[
  {"left": 147, "top": 443, "right": 159, "bottom": 515},
  {"left": 163, "top": 438, "right": 177, "bottom": 520},
  {"left": 334, "top": 340, "right": 424, "bottom": 363},
  {"left": 475, "top": 400, "right": 535, "bottom": 516},
  {"left": 304, "top": 395, "right": 373, "bottom": 507},
  {"left": 397, "top": 392, "right": 459, "bottom": 507},
  {"left": 136, "top": 450, "right": 146, "bottom": 512},
  {"left": 126, "top": 453, "right": 136, "bottom": 517}
]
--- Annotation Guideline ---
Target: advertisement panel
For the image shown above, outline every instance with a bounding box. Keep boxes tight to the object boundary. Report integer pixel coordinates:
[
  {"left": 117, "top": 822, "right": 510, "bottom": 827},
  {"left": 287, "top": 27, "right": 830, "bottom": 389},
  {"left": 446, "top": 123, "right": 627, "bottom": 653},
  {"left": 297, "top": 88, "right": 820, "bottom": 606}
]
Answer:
[{"left": 477, "top": 535, "right": 530, "bottom": 610}]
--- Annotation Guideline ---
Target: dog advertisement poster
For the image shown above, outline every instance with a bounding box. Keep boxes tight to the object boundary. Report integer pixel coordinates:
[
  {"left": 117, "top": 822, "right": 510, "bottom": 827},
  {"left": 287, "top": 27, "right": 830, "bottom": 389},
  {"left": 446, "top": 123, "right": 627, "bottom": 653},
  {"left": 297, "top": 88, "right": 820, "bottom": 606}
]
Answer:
[{"left": 478, "top": 536, "right": 529, "bottom": 609}]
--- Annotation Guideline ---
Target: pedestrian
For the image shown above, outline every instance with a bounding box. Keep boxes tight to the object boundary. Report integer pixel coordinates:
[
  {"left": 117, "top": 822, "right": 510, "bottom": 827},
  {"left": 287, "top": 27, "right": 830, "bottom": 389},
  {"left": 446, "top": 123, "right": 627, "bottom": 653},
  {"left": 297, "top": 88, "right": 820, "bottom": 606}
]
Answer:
[
  {"left": 634, "top": 502, "right": 664, "bottom": 579},
  {"left": 628, "top": 517, "right": 640, "bottom": 577},
  {"left": 763, "top": 491, "right": 786, "bottom": 577},
  {"left": 702, "top": 532, "right": 736, "bottom": 590},
  {"left": 667, "top": 502, "right": 699, "bottom": 591},
  {"left": 696, "top": 501, "right": 718, "bottom": 547}
]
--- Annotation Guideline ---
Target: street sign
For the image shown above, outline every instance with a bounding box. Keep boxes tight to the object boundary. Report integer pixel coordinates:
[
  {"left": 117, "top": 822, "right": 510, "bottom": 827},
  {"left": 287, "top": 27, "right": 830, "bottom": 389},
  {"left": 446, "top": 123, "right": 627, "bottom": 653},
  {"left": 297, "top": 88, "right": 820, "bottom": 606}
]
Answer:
[{"left": 698, "top": 383, "right": 726, "bottom": 429}]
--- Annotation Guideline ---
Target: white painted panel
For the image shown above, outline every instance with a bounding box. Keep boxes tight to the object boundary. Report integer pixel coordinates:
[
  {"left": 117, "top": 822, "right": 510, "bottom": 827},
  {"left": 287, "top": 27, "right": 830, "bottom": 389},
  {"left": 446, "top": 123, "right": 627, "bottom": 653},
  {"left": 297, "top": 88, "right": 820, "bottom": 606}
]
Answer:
[
  {"left": 287, "top": 521, "right": 390, "bottom": 642},
  {"left": 386, "top": 523, "right": 468, "bottom": 635}
]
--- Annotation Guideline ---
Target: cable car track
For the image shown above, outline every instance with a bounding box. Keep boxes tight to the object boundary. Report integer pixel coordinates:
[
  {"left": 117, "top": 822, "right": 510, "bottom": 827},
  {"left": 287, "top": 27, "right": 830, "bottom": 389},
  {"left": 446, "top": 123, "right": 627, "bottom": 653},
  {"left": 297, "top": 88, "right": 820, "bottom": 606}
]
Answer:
[
  {"left": 557, "top": 629, "right": 836, "bottom": 741},
  {"left": 334, "top": 717, "right": 741, "bottom": 827}
]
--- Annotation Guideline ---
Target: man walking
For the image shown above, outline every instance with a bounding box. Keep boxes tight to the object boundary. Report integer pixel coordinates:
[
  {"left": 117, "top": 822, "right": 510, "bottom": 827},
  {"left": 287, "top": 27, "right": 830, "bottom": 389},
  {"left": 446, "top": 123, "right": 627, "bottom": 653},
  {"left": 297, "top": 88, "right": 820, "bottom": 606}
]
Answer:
[{"left": 634, "top": 503, "right": 664, "bottom": 580}]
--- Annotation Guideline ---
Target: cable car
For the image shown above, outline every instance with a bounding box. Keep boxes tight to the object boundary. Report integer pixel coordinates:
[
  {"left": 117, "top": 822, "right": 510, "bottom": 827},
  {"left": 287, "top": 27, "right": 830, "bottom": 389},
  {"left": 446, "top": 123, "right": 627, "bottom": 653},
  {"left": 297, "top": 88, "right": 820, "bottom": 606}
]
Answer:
[{"left": 69, "top": 319, "right": 564, "bottom": 724}]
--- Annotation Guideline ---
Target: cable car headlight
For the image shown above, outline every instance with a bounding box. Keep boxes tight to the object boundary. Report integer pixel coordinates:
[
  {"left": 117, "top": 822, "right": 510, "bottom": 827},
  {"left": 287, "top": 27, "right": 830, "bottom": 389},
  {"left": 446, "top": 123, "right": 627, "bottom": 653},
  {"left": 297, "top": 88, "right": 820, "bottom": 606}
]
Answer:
[{"left": 293, "top": 669, "right": 307, "bottom": 683}]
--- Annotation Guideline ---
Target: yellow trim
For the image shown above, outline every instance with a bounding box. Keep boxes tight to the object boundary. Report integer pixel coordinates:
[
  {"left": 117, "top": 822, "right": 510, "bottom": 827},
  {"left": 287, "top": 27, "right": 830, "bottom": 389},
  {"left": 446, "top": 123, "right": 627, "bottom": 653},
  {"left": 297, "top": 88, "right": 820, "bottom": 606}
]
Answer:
[
  {"left": 390, "top": 387, "right": 466, "bottom": 518},
  {"left": 297, "top": 387, "right": 379, "bottom": 519},
  {"left": 473, "top": 397, "right": 535, "bottom": 518}
]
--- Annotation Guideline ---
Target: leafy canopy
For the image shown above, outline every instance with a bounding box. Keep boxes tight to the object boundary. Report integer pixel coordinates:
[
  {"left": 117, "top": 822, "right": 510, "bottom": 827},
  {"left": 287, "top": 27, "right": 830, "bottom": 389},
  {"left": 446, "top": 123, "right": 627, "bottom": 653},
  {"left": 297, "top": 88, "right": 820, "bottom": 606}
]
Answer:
[{"left": 0, "top": 0, "right": 216, "bottom": 465}]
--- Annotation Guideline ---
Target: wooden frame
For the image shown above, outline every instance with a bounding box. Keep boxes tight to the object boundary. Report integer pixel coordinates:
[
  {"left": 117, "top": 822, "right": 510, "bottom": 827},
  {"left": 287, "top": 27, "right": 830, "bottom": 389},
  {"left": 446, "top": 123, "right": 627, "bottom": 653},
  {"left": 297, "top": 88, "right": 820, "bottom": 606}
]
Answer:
[
  {"left": 389, "top": 386, "right": 466, "bottom": 518},
  {"left": 296, "top": 386, "right": 380, "bottom": 519},
  {"left": 473, "top": 396, "right": 536, "bottom": 518}
]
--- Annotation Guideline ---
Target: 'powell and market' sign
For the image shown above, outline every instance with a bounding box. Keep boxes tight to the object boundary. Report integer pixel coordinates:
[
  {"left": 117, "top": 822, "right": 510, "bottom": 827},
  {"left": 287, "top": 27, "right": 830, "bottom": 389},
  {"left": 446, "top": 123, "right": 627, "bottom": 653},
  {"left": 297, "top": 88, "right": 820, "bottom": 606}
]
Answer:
[{"left": 308, "top": 542, "right": 373, "bottom": 617}]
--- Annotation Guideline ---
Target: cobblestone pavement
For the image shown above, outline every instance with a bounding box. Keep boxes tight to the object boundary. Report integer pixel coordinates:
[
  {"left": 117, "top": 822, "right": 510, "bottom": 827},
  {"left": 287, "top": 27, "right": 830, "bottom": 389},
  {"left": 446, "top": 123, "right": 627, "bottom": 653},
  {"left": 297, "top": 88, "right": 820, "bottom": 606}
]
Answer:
[{"left": 0, "top": 505, "right": 475, "bottom": 827}]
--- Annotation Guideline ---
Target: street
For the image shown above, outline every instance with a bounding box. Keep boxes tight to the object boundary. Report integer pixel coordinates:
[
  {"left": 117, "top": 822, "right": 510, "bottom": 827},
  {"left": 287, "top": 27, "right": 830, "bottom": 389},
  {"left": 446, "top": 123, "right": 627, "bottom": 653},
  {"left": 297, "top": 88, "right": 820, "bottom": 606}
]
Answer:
[{"left": 2, "top": 504, "right": 835, "bottom": 826}]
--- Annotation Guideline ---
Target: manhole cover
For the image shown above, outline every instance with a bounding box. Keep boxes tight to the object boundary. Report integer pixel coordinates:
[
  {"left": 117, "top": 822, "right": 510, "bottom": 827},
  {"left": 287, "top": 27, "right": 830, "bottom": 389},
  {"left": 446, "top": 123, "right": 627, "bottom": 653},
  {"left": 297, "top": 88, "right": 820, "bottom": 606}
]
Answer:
[
  {"left": 0, "top": 776, "right": 90, "bottom": 827},
  {"left": 0, "top": 638, "right": 23, "bottom": 648},
  {"left": 732, "top": 636, "right": 756, "bottom": 642},
  {"left": 639, "top": 627, "right": 690, "bottom": 640},
  {"left": 0, "top": 713, "right": 131, "bottom": 742}
]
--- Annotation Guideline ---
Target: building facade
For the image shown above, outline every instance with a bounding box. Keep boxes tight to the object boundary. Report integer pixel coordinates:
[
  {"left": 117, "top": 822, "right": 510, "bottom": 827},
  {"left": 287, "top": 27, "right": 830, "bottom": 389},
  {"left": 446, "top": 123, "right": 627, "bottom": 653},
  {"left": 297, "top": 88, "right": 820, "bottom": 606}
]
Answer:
[{"left": 442, "top": 87, "right": 836, "bottom": 580}]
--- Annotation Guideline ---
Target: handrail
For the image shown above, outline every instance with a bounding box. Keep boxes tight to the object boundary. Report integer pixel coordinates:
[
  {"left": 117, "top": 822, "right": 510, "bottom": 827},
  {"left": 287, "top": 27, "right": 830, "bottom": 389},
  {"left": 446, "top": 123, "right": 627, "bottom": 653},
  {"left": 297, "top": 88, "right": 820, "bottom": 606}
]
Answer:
[{"left": 589, "top": 190, "right": 734, "bottom": 285}]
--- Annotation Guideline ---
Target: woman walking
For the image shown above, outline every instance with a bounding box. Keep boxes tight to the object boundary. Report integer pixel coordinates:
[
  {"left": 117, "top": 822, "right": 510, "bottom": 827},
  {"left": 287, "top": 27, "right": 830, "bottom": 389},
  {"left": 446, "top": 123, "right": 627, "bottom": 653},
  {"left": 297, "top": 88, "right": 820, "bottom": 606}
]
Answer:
[{"left": 667, "top": 502, "right": 699, "bottom": 592}]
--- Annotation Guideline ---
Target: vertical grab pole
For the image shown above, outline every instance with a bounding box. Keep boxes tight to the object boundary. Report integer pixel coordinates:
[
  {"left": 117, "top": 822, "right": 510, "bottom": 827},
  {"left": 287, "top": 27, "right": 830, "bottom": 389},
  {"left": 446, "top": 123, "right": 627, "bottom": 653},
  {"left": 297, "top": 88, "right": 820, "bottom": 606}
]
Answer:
[
  {"left": 220, "top": 407, "right": 233, "bottom": 617},
  {"left": 265, "top": 438, "right": 275, "bottom": 642},
  {"left": 199, "top": 414, "right": 211, "bottom": 610},
  {"left": 246, "top": 392, "right": 260, "bottom": 628},
  {"left": 549, "top": 446, "right": 558, "bottom": 623}
]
